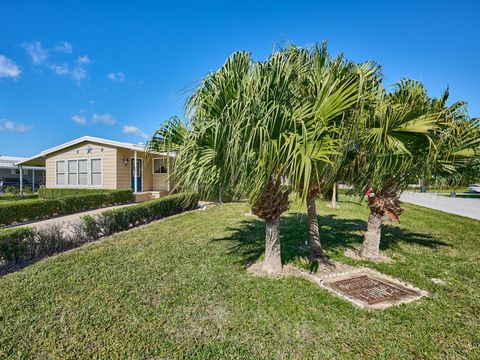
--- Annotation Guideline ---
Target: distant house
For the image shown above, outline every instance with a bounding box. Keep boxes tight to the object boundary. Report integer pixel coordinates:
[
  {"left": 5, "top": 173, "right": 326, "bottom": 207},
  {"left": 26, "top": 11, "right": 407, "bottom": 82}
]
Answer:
[
  {"left": 16, "top": 136, "right": 173, "bottom": 198},
  {"left": 0, "top": 155, "right": 45, "bottom": 192}
]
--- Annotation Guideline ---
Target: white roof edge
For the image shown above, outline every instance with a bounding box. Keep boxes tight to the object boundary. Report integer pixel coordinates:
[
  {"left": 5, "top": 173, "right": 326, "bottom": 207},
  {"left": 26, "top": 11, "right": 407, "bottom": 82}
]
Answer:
[
  {"left": 14, "top": 154, "right": 47, "bottom": 166},
  {"left": 39, "top": 136, "right": 147, "bottom": 155},
  {"left": 15, "top": 136, "right": 174, "bottom": 166}
]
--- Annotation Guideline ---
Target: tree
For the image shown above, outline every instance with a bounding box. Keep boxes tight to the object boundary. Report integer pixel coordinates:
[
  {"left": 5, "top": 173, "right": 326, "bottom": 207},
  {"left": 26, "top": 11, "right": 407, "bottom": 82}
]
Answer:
[
  {"left": 149, "top": 46, "right": 363, "bottom": 274},
  {"left": 350, "top": 80, "right": 473, "bottom": 260},
  {"left": 287, "top": 44, "right": 381, "bottom": 262}
]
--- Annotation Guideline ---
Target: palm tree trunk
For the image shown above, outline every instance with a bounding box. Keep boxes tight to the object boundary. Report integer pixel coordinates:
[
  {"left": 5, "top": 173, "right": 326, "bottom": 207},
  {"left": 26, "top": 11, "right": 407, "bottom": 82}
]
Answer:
[
  {"left": 359, "top": 212, "right": 382, "bottom": 259},
  {"left": 307, "top": 191, "right": 324, "bottom": 259},
  {"left": 251, "top": 179, "right": 290, "bottom": 275},
  {"left": 331, "top": 182, "right": 338, "bottom": 208},
  {"left": 262, "top": 217, "right": 282, "bottom": 274}
]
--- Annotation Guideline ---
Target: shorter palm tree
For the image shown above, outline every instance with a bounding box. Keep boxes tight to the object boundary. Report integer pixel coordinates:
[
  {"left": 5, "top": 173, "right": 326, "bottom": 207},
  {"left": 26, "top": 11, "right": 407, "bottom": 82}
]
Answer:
[{"left": 351, "top": 80, "right": 451, "bottom": 260}]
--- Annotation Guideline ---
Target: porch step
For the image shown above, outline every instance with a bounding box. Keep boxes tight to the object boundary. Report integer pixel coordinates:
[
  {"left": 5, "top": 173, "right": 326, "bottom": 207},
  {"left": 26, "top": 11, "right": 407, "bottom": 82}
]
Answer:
[
  {"left": 149, "top": 191, "right": 169, "bottom": 200},
  {"left": 133, "top": 191, "right": 170, "bottom": 203}
]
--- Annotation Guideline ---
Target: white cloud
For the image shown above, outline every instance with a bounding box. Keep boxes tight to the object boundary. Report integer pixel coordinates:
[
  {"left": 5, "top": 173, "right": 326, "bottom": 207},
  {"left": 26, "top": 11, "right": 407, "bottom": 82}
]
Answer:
[
  {"left": 0, "top": 55, "right": 21, "bottom": 78},
  {"left": 54, "top": 41, "right": 73, "bottom": 54},
  {"left": 70, "top": 67, "right": 88, "bottom": 82},
  {"left": 71, "top": 114, "right": 86, "bottom": 125},
  {"left": 22, "top": 41, "right": 48, "bottom": 64},
  {"left": 0, "top": 119, "right": 32, "bottom": 132},
  {"left": 106, "top": 71, "right": 125, "bottom": 82},
  {"left": 123, "top": 125, "right": 148, "bottom": 139},
  {"left": 76, "top": 55, "right": 91, "bottom": 65},
  {"left": 21, "top": 41, "right": 90, "bottom": 84},
  {"left": 49, "top": 63, "right": 70, "bottom": 75},
  {"left": 92, "top": 113, "right": 116, "bottom": 125},
  {"left": 48, "top": 61, "right": 89, "bottom": 83}
]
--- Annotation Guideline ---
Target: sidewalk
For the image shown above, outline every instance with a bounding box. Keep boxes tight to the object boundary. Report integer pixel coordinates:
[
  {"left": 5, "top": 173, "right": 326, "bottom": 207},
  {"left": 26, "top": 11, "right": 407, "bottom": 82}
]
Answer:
[{"left": 400, "top": 192, "right": 480, "bottom": 220}]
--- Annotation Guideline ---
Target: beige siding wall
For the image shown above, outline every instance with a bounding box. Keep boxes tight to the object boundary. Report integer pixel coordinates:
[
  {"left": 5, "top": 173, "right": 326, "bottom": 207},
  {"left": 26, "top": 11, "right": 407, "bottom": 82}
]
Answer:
[
  {"left": 116, "top": 148, "right": 132, "bottom": 190},
  {"left": 152, "top": 156, "right": 172, "bottom": 191},
  {"left": 45, "top": 142, "right": 172, "bottom": 192},
  {"left": 116, "top": 150, "right": 160, "bottom": 191},
  {"left": 45, "top": 142, "right": 117, "bottom": 189}
]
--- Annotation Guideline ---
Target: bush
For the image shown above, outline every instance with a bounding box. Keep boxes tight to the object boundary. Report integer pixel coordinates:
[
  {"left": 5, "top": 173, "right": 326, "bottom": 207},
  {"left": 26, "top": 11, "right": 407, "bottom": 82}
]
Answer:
[
  {"left": 0, "top": 227, "right": 36, "bottom": 266},
  {"left": 0, "top": 198, "right": 63, "bottom": 225},
  {"left": 0, "top": 192, "right": 199, "bottom": 271},
  {"left": 22, "top": 186, "right": 33, "bottom": 194},
  {"left": 0, "top": 223, "right": 94, "bottom": 270},
  {"left": 4, "top": 186, "right": 18, "bottom": 194},
  {"left": 100, "top": 192, "right": 199, "bottom": 235},
  {"left": 0, "top": 194, "right": 38, "bottom": 201},
  {"left": 39, "top": 187, "right": 121, "bottom": 199},
  {"left": 0, "top": 190, "right": 133, "bottom": 226}
]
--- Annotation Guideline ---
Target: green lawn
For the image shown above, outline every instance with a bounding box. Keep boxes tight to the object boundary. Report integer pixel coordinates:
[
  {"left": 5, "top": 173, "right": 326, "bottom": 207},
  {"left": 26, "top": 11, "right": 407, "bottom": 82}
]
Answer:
[{"left": 0, "top": 197, "right": 479, "bottom": 358}]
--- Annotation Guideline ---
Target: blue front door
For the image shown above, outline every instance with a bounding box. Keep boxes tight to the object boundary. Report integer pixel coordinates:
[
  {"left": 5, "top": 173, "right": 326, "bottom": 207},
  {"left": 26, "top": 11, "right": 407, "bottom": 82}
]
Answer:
[{"left": 130, "top": 158, "right": 142, "bottom": 192}]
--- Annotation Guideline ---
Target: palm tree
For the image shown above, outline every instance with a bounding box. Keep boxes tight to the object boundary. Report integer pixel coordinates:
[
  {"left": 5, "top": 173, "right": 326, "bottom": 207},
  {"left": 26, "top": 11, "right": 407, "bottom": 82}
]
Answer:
[
  {"left": 149, "top": 45, "right": 364, "bottom": 274},
  {"left": 287, "top": 44, "right": 381, "bottom": 262},
  {"left": 350, "top": 80, "right": 464, "bottom": 260}
]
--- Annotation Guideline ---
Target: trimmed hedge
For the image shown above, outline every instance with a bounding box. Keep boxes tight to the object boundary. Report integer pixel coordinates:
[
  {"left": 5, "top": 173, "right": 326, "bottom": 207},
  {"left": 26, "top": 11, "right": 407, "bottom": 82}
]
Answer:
[
  {"left": 0, "top": 194, "right": 39, "bottom": 201},
  {"left": 39, "top": 188, "right": 120, "bottom": 199},
  {"left": 0, "top": 227, "right": 36, "bottom": 265},
  {"left": 0, "top": 190, "right": 133, "bottom": 226},
  {"left": 0, "top": 192, "right": 199, "bottom": 271},
  {"left": 100, "top": 192, "right": 199, "bottom": 234}
]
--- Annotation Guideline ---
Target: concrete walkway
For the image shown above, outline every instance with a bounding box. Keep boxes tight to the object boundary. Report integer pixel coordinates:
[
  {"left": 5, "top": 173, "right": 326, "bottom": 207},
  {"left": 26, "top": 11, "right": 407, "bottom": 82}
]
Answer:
[
  {"left": 400, "top": 192, "right": 480, "bottom": 220},
  {"left": 6, "top": 203, "right": 137, "bottom": 229}
]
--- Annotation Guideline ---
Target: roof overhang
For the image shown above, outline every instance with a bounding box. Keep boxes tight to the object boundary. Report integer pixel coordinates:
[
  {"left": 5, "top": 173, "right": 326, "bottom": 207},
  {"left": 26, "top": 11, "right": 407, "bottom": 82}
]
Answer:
[{"left": 15, "top": 136, "right": 175, "bottom": 167}]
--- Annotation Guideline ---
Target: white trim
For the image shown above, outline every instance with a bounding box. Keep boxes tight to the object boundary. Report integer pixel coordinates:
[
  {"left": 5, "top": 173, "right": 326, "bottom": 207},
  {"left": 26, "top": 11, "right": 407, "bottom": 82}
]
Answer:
[
  {"left": 54, "top": 157, "right": 103, "bottom": 188},
  {"left": 90, "top": 158, "right": 103, "bottom": 187},
  {"left": 131, "top": 156, "right": 144, "bottom": 193},
  {"left": 19, "top": 166, "right": 23, "bottom": 194},
  {"left": 133, "top": 151, "right": 138, "bottom": 193},
  {"left": 55, "top": 160, "right": 66, "bottom": 186},
  {"left": 15, "top": 136, "right": 175, "bottom": 167},
  {"left": 1, "top": 165, "right": 44, "bottom": 170}
]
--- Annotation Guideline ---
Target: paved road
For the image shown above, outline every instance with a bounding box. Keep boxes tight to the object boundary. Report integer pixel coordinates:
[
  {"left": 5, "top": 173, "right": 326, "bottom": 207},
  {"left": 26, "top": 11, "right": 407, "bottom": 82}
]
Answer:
[
  {"left": 400, "top": 192, "right": 480, "bottom": 220},
  {"left": 6, "top": 203, "right": 136, "bottom": 229}
]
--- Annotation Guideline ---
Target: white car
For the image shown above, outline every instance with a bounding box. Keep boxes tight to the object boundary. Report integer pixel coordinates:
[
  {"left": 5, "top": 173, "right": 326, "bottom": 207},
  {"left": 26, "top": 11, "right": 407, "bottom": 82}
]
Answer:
[{"left": 468, "top": 184, "right": 480, "bottom": 193}]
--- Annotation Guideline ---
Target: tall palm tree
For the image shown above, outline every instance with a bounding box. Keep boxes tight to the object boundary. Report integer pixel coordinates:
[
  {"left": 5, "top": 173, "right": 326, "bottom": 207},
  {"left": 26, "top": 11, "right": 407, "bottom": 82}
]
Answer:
[{"left": 286, "top": 44, "right": 381, "bottom": 261}]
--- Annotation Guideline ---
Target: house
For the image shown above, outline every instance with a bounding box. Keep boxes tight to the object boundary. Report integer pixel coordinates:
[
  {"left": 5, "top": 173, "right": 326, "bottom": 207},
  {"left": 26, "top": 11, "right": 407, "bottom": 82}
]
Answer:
[
  {"left": 16, "top": 136, "right": 173, "bottom": 201},
  {"left": 0, "top": 155, "right": 45, "bottom": 192}
]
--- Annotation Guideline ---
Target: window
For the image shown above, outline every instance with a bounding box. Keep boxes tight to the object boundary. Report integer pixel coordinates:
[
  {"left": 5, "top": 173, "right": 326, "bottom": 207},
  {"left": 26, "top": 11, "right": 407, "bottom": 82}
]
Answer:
[
  {"left": 54, "top": 158, "right": 101, "bottom": 187},
  {"left": 153, "top": 158, "right": 168, "bottom": 174},
  {"left": 91, "top": 159, "right": 102, "bottom": 185},
  {"left": 68, "top": 160, "right": 78, "bottom": 185},
  {"left": 56, "top": 161, "right": 65, "bottom": 185},
  {"left": 78, "top": 160, "right": 88, "bottom": 185}
]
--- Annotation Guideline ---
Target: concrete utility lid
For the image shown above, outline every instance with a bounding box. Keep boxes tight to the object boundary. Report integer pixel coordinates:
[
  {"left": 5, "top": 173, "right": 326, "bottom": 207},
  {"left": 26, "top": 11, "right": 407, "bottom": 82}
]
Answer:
[{"left": 304, "top": 267, "right": 428, "bottom": 310}]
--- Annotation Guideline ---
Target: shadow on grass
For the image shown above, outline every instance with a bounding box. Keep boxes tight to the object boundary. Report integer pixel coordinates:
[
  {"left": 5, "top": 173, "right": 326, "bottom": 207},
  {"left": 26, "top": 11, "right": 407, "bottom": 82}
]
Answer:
[{"left": 216, "top": 210, "right": 450, "bottom": 268}]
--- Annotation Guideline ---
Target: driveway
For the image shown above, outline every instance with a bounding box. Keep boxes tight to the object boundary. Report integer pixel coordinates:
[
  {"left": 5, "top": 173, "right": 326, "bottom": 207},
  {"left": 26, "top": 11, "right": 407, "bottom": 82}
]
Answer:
[{"left": 400, "top": 192, "right": 480, "bottom": 220}]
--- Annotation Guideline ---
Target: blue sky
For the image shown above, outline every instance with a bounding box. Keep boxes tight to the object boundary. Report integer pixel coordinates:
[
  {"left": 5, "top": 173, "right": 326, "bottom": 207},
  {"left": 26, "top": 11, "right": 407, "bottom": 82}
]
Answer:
[{"left": 1, "top": 0, "right": 479, "bottom": 156}]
